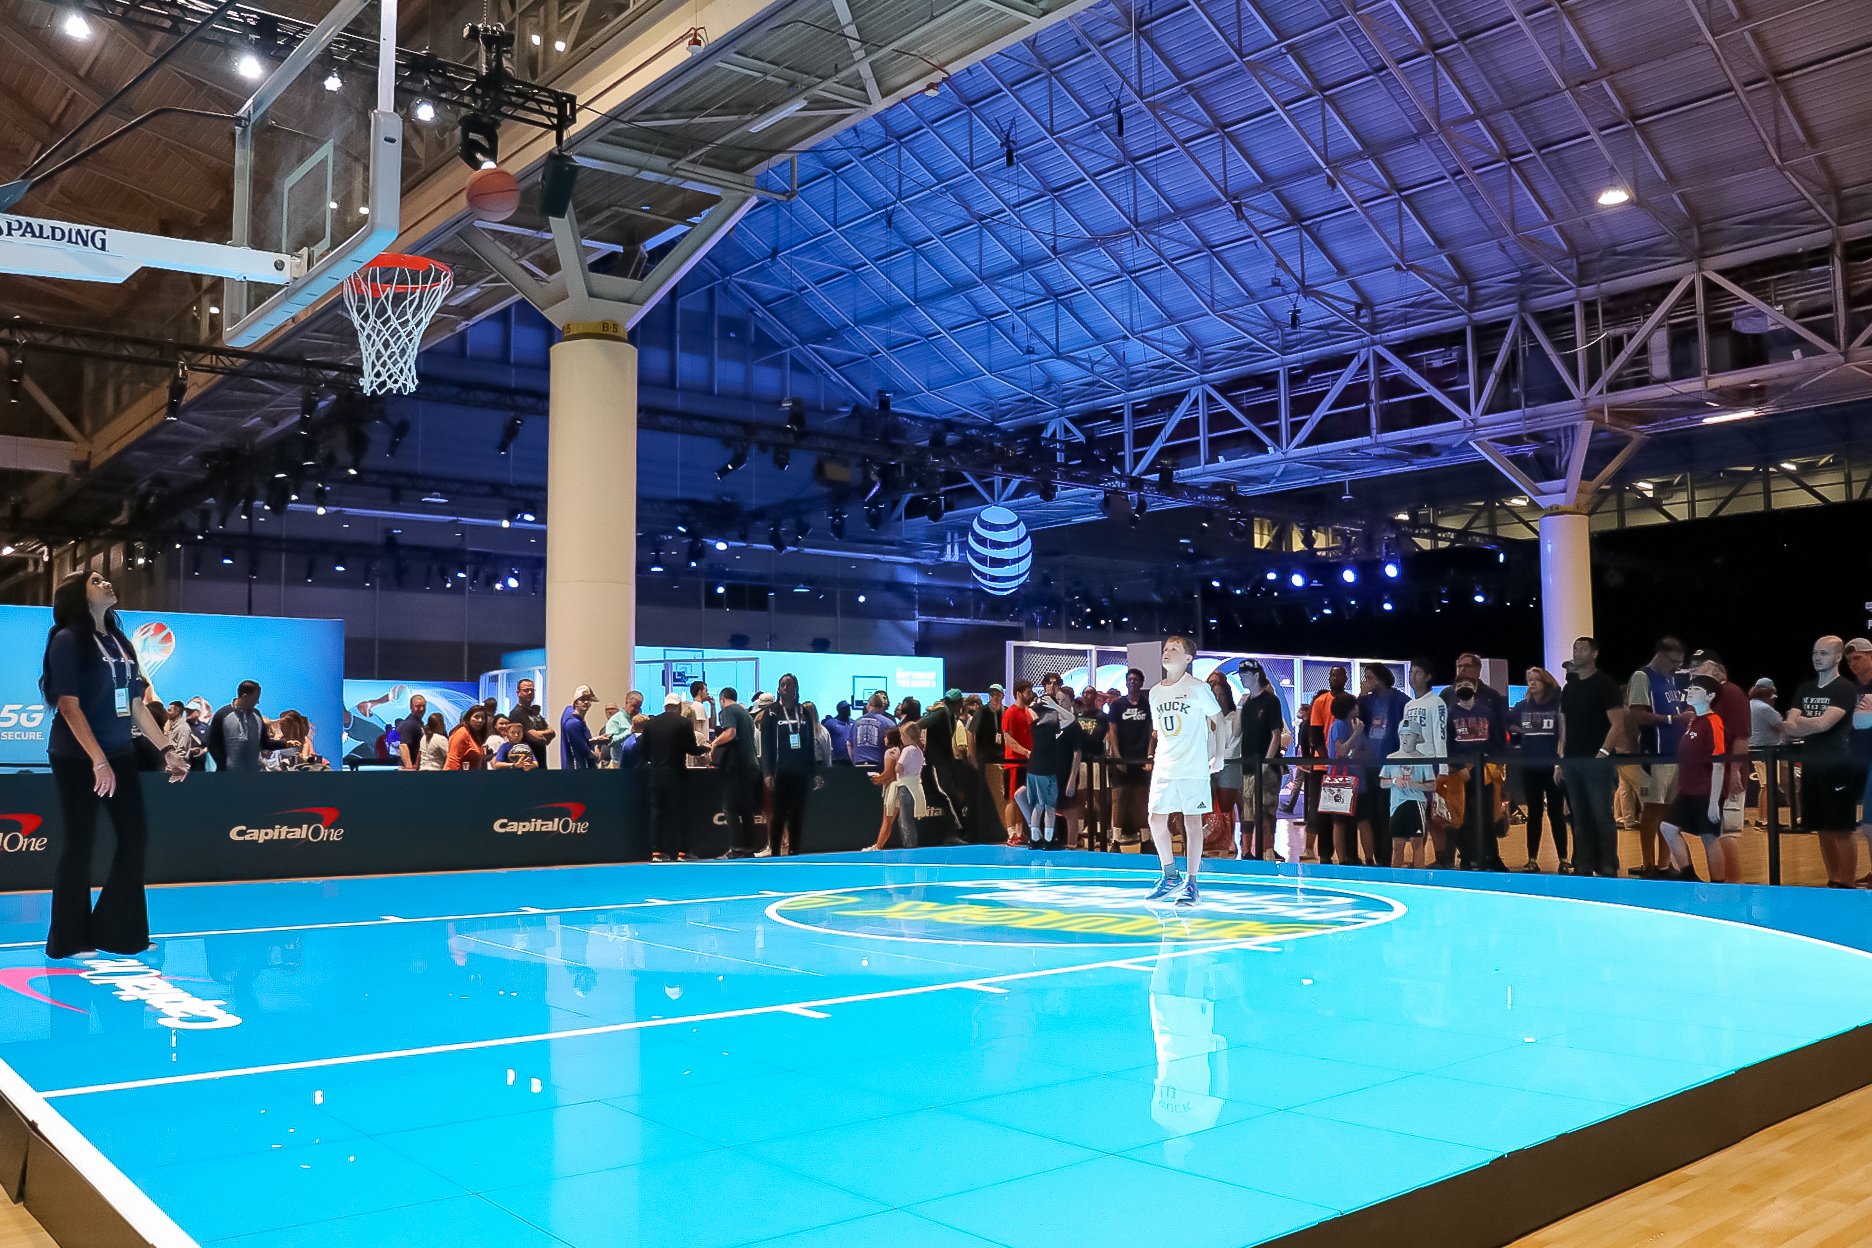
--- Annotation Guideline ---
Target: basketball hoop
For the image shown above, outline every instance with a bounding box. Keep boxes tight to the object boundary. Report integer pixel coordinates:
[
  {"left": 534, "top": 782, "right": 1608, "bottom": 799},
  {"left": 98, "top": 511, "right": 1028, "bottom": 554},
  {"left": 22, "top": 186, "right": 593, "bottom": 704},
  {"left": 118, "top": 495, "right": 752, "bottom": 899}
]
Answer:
[{"left": 340, "top": 253, "right": 453, "bottom": 394}]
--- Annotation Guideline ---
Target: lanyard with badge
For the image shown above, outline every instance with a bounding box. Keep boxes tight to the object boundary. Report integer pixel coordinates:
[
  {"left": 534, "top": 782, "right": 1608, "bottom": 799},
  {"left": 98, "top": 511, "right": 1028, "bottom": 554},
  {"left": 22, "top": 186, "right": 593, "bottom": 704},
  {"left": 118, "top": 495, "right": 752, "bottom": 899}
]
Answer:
[
  {"left": 96, "top": 633, "right": 133, "bottom": 717},
  {"left": 780, "top": 706, "right": 803, "bottom": 752}
]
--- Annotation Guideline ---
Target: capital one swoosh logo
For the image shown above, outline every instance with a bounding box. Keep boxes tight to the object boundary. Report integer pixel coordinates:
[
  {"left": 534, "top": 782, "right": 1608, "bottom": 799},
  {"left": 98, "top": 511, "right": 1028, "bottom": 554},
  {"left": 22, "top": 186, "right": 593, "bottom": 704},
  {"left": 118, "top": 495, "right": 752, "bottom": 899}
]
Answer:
[
  {"left": 0, "top": 961, "right": 241, "bottom": 1029},
  {"left": 493, "top": 802, "right": 591, "bottom": 835},
  {"left": 0, "top": 813, "right": 48, "bottom": 853},
  {"left": 229, "top": 807, "right": 346, "bottom": 843}
]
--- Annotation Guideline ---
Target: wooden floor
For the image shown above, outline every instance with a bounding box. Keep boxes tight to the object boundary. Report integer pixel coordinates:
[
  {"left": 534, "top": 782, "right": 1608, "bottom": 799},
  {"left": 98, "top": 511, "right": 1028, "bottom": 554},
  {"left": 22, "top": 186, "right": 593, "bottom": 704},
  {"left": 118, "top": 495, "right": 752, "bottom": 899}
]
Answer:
[{"left": 0, "top": 831, "right": 1857, "bottom": 1247}]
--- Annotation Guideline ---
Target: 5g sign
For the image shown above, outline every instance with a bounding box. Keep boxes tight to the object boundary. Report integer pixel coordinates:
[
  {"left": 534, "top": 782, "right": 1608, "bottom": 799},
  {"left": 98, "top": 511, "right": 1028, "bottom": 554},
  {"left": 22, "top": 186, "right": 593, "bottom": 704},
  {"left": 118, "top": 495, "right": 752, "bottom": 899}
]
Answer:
[{"left": 0, "top": 704, "right": 49, "bottom": 733}]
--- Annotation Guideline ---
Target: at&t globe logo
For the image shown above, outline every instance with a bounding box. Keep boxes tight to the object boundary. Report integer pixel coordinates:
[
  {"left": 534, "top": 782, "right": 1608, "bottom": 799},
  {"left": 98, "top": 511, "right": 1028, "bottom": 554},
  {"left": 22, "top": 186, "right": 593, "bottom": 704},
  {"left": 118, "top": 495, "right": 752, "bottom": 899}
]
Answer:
[{"left": 967, "top": 506, "right": 1032, "bottom": 596}]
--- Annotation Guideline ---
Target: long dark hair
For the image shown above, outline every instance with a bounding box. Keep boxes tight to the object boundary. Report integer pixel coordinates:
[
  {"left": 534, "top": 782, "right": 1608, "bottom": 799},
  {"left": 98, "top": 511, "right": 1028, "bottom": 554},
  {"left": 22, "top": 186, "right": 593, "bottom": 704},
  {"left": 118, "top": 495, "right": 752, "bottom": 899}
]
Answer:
[{"left": 41, "top": 570, "right": 135, "bottom": 697}]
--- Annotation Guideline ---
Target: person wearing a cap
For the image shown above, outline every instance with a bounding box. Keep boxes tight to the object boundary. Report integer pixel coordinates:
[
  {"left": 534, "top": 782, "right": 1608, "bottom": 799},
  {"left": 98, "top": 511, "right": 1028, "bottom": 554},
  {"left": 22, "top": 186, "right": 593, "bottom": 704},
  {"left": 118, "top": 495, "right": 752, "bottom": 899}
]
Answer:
[
  {"left": 560, "top": 685, "right": 601, "bottom": 770},
  {"left": 919, "top": 688, "right": 969, "bottom": 835},
  {"left": 849, "top": 691, "right": 893, "bottom": 768},
  {"left": 825, "top": 700, "right": 855, "bottom": 766},
  {"left": 641, "top": 691, "right": 708, "bottom": 860},
  {"left": 1776, "top": 636, "right": 1861, "bottom": 887},
  {"left": 1847, "top": 638, "right": 1872, "bottom": 873},
  {"left": 1684, "top": 650, "right": 1752, "bottom": 843},
  {"left": 1656, "top": 674, "right": 1732, "bottom": 882}
]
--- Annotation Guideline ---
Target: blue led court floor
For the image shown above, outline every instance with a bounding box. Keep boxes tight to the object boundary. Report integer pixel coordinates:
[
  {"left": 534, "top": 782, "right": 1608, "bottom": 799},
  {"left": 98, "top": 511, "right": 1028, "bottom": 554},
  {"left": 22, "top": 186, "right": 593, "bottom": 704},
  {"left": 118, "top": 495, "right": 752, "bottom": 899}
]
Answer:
[{"left": 2, "top": 848, "right": 1871, "bottom": 1248}]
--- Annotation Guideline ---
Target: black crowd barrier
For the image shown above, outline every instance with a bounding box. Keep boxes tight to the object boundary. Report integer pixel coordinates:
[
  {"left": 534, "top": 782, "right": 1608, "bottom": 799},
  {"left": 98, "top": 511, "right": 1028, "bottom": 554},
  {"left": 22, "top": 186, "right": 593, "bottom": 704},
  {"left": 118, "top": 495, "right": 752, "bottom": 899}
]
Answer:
[
  {"left": 0, "top": 766, "right": 899, "bottom": 893},
  {"left": 1062, "top": 743, "right": 1826, "bottom": 885}
]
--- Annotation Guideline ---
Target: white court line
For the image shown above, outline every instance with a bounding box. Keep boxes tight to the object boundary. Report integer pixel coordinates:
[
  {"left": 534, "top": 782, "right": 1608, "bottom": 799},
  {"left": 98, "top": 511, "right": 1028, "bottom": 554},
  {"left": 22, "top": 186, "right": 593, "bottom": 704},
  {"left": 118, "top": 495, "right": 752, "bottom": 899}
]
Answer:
[
  {"left": 41, "top": 929, "right": 1277, "bottom": 1100},
  {"left": 779, "top": 1005, "right": 831, "bottom": 1019},
  {"left": 0, "top": 1059, "right": 200, "bottom": 1248},
  {"left": 0, "top": 889, "right": 796, "bottom": 951}
]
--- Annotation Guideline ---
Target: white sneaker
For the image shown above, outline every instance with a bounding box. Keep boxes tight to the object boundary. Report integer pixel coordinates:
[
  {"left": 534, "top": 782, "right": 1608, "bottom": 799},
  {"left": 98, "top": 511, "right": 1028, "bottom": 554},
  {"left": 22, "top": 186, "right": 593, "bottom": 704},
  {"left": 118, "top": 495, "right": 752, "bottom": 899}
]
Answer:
[
  {"left": 860, "top": 845, "right": 881, "bottom": 852},
  {"left": 754, "top": 847, "right": 773, "bottom": 858}
]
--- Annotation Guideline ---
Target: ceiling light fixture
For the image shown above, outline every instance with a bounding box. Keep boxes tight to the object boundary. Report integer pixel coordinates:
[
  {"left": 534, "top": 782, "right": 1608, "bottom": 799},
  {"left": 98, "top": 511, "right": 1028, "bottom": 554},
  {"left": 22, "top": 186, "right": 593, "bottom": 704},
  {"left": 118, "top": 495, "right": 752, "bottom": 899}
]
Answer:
[
  {"left": 1702, "top": 408, "right": 1760, "bottom": 425},
  {"left": 747, "top": 95, "right": 809, "bottom": 134},
  {"left": 61, "top": 10, "right": 92, "bottom": 39},
  {"left": 1596, "top": 186, "right": 1630, "bottom": 207}
]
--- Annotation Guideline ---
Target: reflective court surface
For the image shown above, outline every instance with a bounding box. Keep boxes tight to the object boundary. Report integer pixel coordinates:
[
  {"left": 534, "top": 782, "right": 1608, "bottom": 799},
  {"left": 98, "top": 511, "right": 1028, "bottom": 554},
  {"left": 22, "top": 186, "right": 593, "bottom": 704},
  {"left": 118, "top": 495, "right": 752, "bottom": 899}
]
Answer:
[{"left": 1, "top": 851, "right": 1870, "bottom": 1248}]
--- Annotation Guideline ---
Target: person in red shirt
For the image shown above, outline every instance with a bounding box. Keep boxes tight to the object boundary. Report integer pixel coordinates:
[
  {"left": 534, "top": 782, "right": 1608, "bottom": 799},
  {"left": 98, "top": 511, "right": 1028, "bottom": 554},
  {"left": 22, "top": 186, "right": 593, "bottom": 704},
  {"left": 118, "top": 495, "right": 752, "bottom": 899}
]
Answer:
[
  {"left": 1659, "top": 675, "right": 1730, "bottom": 881},
  {"left": 1686, "top": 649, "right": 1751, "bottom": 848},
  {"left": 1001, "top": 680, "right": 1036, "bottom": 846}
]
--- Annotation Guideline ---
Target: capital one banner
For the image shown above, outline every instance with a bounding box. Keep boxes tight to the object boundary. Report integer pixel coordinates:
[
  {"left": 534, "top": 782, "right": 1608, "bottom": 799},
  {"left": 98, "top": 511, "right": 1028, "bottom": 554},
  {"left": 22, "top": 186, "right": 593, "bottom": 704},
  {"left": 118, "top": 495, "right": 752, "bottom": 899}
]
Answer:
[{"left": 0, "top": 606, "right": 343, "bottom": 770}]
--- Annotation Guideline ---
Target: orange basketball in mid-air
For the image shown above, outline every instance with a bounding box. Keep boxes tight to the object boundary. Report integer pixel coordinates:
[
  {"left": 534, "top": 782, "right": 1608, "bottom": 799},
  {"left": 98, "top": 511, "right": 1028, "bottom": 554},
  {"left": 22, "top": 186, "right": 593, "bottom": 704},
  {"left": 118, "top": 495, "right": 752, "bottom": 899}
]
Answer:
[{"left": 465, "top": 166, "right": 522, "bottom": 222}]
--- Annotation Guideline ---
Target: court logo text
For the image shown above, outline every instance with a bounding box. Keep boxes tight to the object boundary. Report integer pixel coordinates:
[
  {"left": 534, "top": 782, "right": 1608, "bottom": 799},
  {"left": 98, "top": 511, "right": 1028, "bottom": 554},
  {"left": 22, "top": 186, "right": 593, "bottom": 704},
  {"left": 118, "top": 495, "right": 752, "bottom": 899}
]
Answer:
[
  {"left": 772, "top": 878, "right": 1405, "bottom": 947},
  {"left": 0, "top": 960, "right": 241, "bottom": 1029}
]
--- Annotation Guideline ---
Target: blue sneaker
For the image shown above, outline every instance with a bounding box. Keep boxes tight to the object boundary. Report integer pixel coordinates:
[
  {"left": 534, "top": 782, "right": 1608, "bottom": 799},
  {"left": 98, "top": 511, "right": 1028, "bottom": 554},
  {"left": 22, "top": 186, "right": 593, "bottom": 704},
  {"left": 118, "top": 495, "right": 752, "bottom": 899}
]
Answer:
[
  {"left": 1172, "top": 877, "right": 1201, "bottom": 908},
  {"left": 1144, "top": 870, "right": 1184, "bottom": 903}
]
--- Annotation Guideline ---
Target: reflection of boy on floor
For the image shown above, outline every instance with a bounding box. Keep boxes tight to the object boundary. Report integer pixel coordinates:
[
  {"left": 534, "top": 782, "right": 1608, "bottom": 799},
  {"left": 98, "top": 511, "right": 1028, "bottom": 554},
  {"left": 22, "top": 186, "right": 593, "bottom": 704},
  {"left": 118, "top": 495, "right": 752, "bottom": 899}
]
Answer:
[{"left": 1381, "top": 725, "right": 1436, "bottom": 869}]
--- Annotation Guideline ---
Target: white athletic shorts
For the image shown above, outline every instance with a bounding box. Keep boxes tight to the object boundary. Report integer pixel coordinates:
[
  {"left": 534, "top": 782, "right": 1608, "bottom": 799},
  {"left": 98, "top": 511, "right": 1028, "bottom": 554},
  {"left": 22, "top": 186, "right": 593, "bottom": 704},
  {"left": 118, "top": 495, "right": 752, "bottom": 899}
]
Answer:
[{"left": 1148, "top": 773, "right": 1213, "bottom": 816}]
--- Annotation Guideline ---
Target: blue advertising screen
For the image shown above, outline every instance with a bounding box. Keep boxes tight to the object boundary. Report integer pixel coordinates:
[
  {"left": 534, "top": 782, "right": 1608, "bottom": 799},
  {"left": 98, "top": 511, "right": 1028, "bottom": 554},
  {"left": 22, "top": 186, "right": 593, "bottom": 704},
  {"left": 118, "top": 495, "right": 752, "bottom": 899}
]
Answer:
[
  {"left": 0, "top": 606, "right": 343, "bottom": 769},
  {"left": 339, "top": 680, "right": 481, "bottom": 765}
]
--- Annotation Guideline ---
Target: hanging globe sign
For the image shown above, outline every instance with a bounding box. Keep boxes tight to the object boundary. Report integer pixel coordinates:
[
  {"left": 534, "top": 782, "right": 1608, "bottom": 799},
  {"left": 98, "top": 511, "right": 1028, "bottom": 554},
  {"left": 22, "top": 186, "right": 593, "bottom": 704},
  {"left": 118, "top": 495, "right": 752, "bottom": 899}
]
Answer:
[{"left": 967, "top": 505, "right": 1033, "bottom": 596}]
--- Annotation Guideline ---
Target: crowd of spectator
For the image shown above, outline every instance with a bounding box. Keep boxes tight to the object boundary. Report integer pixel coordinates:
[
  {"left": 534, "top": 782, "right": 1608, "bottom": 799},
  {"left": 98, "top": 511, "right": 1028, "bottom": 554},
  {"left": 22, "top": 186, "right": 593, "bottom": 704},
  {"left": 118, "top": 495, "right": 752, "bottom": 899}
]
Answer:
[{"left": 123, "top": 632, "right": 1872, "bottom": 885}]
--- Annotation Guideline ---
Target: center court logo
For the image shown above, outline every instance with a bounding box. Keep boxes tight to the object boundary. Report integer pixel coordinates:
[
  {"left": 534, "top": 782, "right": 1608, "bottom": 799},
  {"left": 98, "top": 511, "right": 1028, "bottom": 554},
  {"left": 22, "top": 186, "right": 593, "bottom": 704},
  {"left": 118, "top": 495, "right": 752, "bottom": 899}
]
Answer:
[
  {"left": 493, "top": 802, "right": 591, "bottom": 835},
  {"left": 0, "top": 959, "right": 241, "bottom": 1029},
  {"left": 229, "top": 806, "right": 345, "bottom": 843},
  {"left": 0, "top": 813, "right": 48, "bottom": 854},
  {"left": 770, "top": 878, "right": 1405, "bottom": 947}
]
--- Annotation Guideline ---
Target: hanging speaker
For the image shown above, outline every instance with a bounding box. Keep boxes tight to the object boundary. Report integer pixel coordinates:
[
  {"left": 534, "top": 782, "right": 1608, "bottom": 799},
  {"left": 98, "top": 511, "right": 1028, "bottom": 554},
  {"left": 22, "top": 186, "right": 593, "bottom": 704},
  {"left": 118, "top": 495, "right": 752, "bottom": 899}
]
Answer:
[{"left": 540, "top": 151, "right": 578, "bottom": 219}]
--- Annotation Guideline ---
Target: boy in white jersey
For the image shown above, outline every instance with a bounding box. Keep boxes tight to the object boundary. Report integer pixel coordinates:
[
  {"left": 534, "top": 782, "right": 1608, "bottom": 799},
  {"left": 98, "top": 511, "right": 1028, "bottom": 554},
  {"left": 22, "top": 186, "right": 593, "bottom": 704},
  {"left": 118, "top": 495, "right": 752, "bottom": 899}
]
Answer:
[{"left": 1146, "top": 635, "right": 1223, "bottom": 907}]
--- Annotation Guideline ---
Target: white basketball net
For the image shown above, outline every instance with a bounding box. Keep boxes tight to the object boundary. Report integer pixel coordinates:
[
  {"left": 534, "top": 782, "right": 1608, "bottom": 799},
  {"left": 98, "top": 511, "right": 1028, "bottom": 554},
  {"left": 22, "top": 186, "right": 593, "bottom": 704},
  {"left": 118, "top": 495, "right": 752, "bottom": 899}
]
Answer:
[{"left": 341, "top": 254, "right": 454, "bottom": 395}]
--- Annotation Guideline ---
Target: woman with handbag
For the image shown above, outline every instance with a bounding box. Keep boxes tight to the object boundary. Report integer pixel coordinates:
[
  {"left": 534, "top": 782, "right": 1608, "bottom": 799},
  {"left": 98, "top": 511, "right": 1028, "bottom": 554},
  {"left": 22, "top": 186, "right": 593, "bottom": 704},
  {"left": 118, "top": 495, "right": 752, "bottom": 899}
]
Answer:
[{"left": 1322, "top": 693, "right": 1366, "bottom": 864}]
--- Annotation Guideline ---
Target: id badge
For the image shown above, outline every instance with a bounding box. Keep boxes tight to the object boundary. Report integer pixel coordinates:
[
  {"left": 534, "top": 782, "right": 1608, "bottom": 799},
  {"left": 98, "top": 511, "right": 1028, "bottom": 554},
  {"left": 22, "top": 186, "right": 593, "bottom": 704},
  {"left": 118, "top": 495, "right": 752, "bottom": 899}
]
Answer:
[
  {"left": 113, "top": 685, "right": 132, "bottom": 717},
  {"left": 788, "top": 729, "right": 802, "bottom": 751}
]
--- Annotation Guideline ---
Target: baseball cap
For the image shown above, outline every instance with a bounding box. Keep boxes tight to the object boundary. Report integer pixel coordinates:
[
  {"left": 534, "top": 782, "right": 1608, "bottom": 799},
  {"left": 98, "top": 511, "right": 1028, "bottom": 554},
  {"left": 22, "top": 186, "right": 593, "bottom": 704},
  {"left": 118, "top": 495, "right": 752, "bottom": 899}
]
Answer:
[
  {"left": 988, "top": 682, "right": 1005, "bottom": 693},
  {"left": 573, "top": 684, "right": 596, "bottom": 700},
  {"left": 1753, "top": 677, "right": 1776, "bottom": 690},
  {"left": 1846, "top": 638, "right": 1872, "bottom": 655},
  {"left": 1240, "top": 658, "right": 1264, "bottom": 675},
  {"left": 945, "top": 687, "right": 963, "bottom": 701},
  {"left": 1683, "top": 649, "right": 1722, "bottom": 670},
  {"left": 663, "top": 692, "right": 682, "bottom": 707}
]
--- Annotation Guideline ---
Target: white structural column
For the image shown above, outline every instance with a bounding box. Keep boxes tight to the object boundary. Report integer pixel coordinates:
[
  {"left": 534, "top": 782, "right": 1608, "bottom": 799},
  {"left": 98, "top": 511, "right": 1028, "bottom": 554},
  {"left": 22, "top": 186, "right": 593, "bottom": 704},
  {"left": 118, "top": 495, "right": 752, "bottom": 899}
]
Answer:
[
  {"left": 546, "top": 326, "right": 638, "bottom": 722},
  {"left": 1471, "top": 422, "right": 1643, "bottom": 679},
  {"left": 1538, "top": 508, "right": 1593, "bottom": 678}
]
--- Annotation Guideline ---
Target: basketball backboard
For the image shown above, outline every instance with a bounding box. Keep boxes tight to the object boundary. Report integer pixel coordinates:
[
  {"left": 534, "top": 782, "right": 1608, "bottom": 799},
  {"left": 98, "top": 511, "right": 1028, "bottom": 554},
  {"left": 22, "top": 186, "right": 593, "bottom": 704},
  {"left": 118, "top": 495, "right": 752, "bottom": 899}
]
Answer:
[
  {"left": 0, "top": 0, "right": 401, "bottom": 348},
  {"left": 222, "top": 0, "right": 403, "bottom": 346}
]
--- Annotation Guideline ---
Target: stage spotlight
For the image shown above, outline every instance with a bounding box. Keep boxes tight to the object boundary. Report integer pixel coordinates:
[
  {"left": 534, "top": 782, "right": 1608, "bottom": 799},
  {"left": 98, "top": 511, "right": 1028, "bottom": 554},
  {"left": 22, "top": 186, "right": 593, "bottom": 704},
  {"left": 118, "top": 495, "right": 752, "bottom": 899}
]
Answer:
[
  {"left": 686, "top": 537, "right": 705, "bottom": 567},
  {"left": 782, "top": 397, "right": 806, "bottom": 439},
  {"left": 1383, "top": 559, "right": 1400, "bottom": 579},
  {"left": 829, "top": 509, "right": 846, "bottom": 539},
  {"left": 714, "top": 539, "right": 728, "bottom": 551},
  {"left": 1264, "top": 569, "right": 1278, "bottom": 582},
  {"left": 865, "top": 502, "right": 885, "bottom": 530},
  {"left": 165, "top": 361, "right": 188, "bottom": 420},
  {"left": 496, "top": 416, "right": 523, "bottom": 455},
  {"left": 717, "top": 443, "right": 749, "bottom": 479},
  {"left": 1289, "top": 571, "right": 1306, "bottom": 589},
  {"left": 769, "top": 522, "right": 786, "bottom": 552},
  {"left": 1472, "top": 585, "right": 1487, "bottom": 604},
  {"left": 1381, "top": 598, "right": 1395, "bottom": 612},
  {"left": 1340, "top": 566, "right": 1357, "bottom": 584}
]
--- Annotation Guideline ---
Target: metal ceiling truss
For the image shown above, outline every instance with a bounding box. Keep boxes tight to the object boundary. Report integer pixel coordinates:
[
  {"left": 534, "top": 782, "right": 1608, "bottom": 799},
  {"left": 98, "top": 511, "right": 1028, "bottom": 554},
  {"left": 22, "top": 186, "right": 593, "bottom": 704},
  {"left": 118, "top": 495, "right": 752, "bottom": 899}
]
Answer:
[{"left": 956, "top": 239, "right": 1872, "bottom": 531}]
